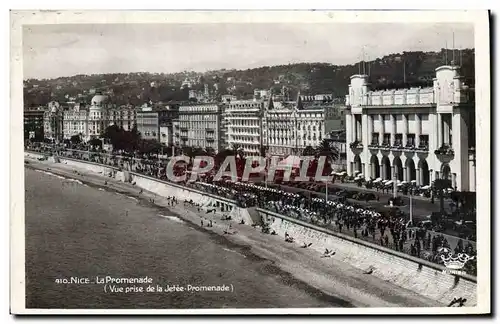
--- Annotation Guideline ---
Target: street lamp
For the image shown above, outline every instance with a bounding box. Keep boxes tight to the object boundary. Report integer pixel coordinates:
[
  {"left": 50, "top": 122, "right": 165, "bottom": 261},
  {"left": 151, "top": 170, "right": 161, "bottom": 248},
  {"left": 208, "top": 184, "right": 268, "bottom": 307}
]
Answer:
[
  {"left": 325, "top": 180, "right": 329, "bottom": 204},
  {"left": 409, "top": 188, "right": 413, "bottom": 225}
]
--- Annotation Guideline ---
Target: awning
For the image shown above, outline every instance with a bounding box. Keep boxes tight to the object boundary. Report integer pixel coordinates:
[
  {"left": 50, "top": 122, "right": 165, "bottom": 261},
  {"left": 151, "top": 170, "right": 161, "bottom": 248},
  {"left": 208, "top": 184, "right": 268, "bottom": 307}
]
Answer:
[
  {"left": 421, "top": 185, "right": 431, "bottom": 190},
  {"left": 373, "top": 178, "right": 382, "bottom": 184}
]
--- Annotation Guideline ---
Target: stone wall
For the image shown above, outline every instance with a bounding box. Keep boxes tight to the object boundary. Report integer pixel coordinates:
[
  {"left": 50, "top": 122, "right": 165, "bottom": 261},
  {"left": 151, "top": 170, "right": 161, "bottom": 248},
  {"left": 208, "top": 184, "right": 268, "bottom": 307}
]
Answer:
[
  {"left": 258, "top": 208, "right": 477, "bottom": 305},
  {"left": 128, "top": 173, "right": 254, "bottom": 225}
]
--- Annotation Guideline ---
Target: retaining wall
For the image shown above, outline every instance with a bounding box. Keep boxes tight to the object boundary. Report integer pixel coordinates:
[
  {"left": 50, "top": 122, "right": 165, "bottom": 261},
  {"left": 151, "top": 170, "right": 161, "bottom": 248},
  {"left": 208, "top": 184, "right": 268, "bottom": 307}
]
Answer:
[{"left": 258, "top": 208, "right": 477, "bottom": 305}]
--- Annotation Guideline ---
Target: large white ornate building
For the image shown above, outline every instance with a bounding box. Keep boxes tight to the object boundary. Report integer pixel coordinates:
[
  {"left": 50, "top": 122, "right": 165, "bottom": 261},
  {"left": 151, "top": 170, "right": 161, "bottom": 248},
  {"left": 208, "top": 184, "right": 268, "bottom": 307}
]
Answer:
[
  {"left": 43, "top": 101, "right": 64, "bottom": 142},
  {"left": 62, "top": 103, "right": 89, "bottom": 140},
  {"left": 225, "top": 100, "right": 264, "bottom": 156},
  {"left": 345, "top": 64, "right": 476, "bottom": 192},
  {"left": 61, "top": 95, "right": 136, "bottom": 142},
  {"left": 263, "top": 96, "right": 325, "bottom": 156}
]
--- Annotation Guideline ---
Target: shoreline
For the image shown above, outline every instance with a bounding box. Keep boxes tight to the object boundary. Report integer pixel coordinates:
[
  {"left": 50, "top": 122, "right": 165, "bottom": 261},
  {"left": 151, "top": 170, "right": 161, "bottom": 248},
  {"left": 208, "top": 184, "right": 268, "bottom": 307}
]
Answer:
[{"left": 24, "top": 158, "right": 442, "bottom": 308}]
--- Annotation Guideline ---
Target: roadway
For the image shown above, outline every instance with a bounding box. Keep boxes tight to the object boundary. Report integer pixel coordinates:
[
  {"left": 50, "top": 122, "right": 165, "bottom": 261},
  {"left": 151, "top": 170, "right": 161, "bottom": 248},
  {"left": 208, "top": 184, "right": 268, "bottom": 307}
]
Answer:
[{"left": 267, "top": 181, "right": 454, "bottom": 225}]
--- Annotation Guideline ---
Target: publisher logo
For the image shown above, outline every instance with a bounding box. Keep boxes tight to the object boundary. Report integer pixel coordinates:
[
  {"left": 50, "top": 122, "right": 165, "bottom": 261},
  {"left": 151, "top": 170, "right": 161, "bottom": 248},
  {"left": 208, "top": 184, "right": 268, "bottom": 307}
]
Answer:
[{"left": 438, "top": 247, "right": 474, "bottom": 275}]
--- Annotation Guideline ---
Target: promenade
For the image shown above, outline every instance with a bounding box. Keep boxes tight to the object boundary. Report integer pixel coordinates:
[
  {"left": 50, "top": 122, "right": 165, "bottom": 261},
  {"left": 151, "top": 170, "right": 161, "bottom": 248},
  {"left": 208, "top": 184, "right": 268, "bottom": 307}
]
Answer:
[{"left": 25, "top": 149, "right": 477, "bottom": 276}]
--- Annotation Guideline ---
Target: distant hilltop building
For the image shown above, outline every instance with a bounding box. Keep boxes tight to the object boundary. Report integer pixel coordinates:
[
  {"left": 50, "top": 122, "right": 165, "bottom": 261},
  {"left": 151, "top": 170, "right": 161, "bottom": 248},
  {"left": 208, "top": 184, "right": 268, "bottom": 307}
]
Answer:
[
  {"left": 253, "top": 89, "right": 270, "bottom": 100},
  {"left": 345, "top": 64, "right": 475, "bottom": 192}
]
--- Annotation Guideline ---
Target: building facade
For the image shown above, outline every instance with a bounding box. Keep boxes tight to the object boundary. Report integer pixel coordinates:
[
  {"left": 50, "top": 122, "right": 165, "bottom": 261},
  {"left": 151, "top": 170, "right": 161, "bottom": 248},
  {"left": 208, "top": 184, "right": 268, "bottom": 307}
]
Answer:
[
  {"left": 262, "top": 97, "right": 326, "bottom": 156},
  {"left": 107, "top": 105, "right": 136, "bottom": 132},
  {"left": 225, "top": 100, "right": 264, "bottom": 156},
  {"left": 136, "top": 106, "right": 159, "bottom": 142},
  {"left": 158, "top": 104, "right": 179, "bottom": 146},
  {"left": 24, "top": 107, "right": 45, "bottom": 141},
  {"left": 262, "top": 101, "right": 296, "bottom": 156},
  {"left": 87, "top": 95, "right": 112, "bottom": 138},
  {"left": 63, "top": 103, "right": 89, "bottom": 140},
  {"left": 43, "top": 101, "right": 64, "bottom": 142},
  {"left": 178, "top": 103, "right": 224, "bottom": 152},
  {"left": 345, "top": 65, "right": 476, "bottom": 192}
]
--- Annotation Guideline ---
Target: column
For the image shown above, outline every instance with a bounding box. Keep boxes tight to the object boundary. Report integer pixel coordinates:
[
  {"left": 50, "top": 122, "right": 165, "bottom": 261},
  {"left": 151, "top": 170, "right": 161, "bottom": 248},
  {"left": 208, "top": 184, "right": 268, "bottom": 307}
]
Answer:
[
  {"left": 415, "top": 113, "right": 421, "bottom": 147},
  {"left": 367, "top": 115, "right": 373, "bottom": 145},
  {"left": 380, "top": 165, "right": 384, "bottom": 180},
  {"left": 352, "top": 114, "right": 357, "bottom": 142},
  {"left": 416, "top": 168, "right": 421, "bottom": 185},
  {"left": 437, "top": 113, "right": 443, "bottom": 148},
  {"left": 403, "top": 167, "right": 407, "bottom": 182},
  {"left": 391, "top": 165, "right": 395, "bottom": 180},
  {"left": 452, "top": 173, "right": 457, "bottom": 190},
  {"left": 379, "top": 114, "right": 385, "bottom": 145},
  {"left": 471, "top": 161, "right": 476, "bottom": 191},
  {"left": 402, "top": 114, "right": 408, "bottom": 146},
  {"left": 390, "top": 114, "right": 396, "bottom": 146},
  {"left": 361, "top": 163, "right": 365, "bottom": 175},
  {"left": 371, "top": 163, "right": 375, "bottom": 179},
  {"left": 443, "top": 116, "right": 450, "bottom": 145},
  {"left": 357, "top": 119, "right": 362, "bottom": 142}
]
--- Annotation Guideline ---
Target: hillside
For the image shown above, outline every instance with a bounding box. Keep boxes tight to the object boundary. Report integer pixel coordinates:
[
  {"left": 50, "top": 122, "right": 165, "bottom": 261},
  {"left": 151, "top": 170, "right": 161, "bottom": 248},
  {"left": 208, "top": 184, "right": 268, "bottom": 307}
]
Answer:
[{"left": 23, "top": 48, "right": 475, "bottom": 108}]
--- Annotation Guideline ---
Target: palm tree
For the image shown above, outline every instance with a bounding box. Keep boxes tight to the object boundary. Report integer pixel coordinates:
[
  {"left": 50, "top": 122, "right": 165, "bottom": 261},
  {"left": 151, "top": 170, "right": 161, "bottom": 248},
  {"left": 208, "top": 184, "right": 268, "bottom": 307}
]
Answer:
[
  {"left": 434, "top": 178, "right": 451, "bottom": 215},
  {"left": 302, "top": 145, "right": 316, "bottom": 156},
  {"left": 316, "top": 139, "right": 340, "bottom": 164},
  {"left": 181, "top": 146, "right": 195, "bottom": 159},
  {"left": 259, "top": 145, "right": 268, "bottom": 158},
  {"left": 205, "top": 147, "right": 216, "bottom": 157},
  {"left": 231, "top": 143, "right": 244, "bottom": 158}
]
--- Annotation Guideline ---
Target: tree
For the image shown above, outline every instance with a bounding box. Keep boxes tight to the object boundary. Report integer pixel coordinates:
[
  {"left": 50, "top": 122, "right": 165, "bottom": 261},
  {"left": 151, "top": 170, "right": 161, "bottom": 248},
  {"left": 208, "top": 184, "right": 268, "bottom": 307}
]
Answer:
[
  {"left": 434, "top": 179, "right": 452, "bottom": 215},
  {"left": 70, "top": 134, "right": 81, "bottom": 145},
  {"left": 259, "top": 145, "right": 268, "bottom": 158},
  {"left": 231, "top": 143, "right": 244, "bottom": 158},
  {"left": 137, "top": 139, "right": 162, "bottom": 156},
  {"left": 316, "top": 139, "right": 340, "bottom": 163},
  {"left": 302, "top": 145, "right": 316, "bottom": 156},
  {"left": 215, "top": 148, "right": 236, "bottom": 165},
  {"left": 89, "top": 137, "right": 103, "bottom": 150},
  {"left": 205, "top": 147, "right": 216, "bottom": 157}
]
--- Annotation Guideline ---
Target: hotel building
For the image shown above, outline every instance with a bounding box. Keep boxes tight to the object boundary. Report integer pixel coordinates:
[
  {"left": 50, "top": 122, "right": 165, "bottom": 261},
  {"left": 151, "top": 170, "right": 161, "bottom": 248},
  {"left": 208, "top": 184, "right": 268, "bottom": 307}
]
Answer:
[
  {"left": 178, "top": 103, "right": 224, "bottom": 152},
  {"left": 345, "top": 64, "right": 476, "bottom": 192},
  {"left": 263, "top": 96, "right": 325, "bottom": 156},
  {"left": 225, "top": 100, "right": 264, "bottom": 156}
]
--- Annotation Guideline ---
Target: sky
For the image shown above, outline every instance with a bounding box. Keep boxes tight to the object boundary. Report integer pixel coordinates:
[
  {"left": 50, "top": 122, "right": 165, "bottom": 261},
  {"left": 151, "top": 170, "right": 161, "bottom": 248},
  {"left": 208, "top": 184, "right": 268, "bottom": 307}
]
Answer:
[{"left": 22, "top": 23, "right": 474, "bottom": 80}]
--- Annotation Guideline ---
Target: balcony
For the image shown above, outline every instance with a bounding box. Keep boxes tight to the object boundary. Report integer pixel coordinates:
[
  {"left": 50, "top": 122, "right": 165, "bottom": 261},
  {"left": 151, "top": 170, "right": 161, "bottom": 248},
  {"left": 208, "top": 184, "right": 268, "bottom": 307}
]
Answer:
[
  {"left": 380, "top": 142, "right": 391, "bottom": 151},
  {"left": 206, "top": 128, "right": 215, "bottom": 133},
  {"left": 180, "top": 127, "right": 188, "bottom": 131},
  {"left": 349, "top": 140, "right": 363, "bottom": 150},
  {"left": 368, "top": 142, "right": 380, "bottom": 150},
  {"left": 434, "top": 144, "right": 454, "bottom": 157},
  {"left": 180, "top": 135, "right": 188, "bottom": 140},
  {"left": 415, "top": 144, "right": 429, "bottom": 153},
  {"left": 391, "top": 142, "right": 404, "bottom": 151},
  {"left": 206, "top": 138, "right": 215, "bottom": 142}
]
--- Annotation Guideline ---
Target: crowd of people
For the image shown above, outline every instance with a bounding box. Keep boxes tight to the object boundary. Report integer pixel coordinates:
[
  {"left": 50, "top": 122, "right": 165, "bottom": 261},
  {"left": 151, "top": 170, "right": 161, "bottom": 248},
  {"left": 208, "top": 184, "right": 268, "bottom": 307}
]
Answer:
[{"left": 28, "top": 146, "right": 477, "bottom": 275}]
